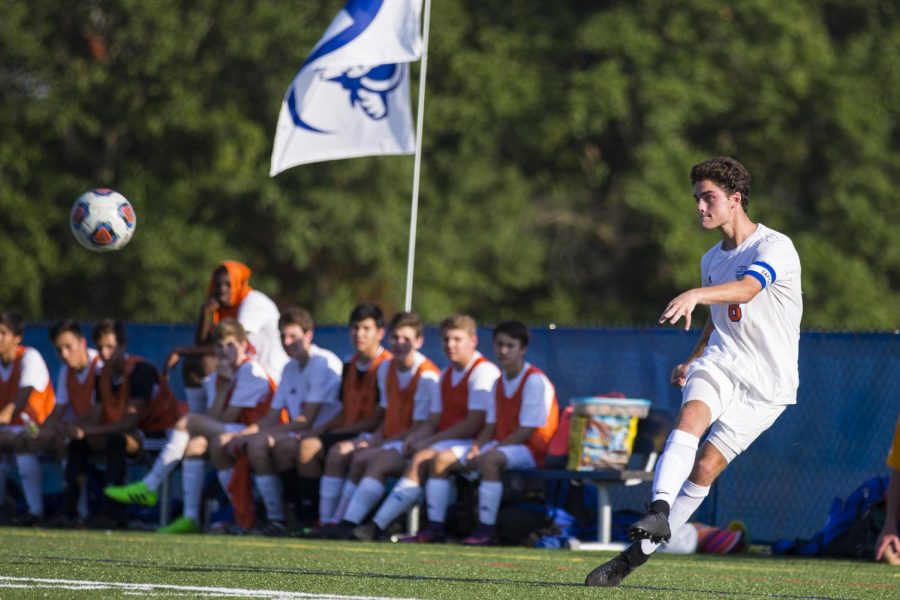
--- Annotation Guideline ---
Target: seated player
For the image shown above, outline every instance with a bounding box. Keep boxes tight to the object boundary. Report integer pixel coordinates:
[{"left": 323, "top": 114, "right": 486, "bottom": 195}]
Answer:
[
  {"left": 165, "top": 261, "right": 290, "bottom": 413},
  {"left": 307, "top": 311, "right": 440, "bottom": 539},
  {"left": 0, "top": 310, "right": 56, "bottom": 525},
  {"left": 41, "top": 320, "right": 101, "bottom": 523},
  {"left": 426, "top": 320, "right": 559, "bottom": 545},
  {"left": 876, "top": 414, "right": 900, "bottom": 563},
  {"left": 104, "top": 319, "right": 274, "bottom": 533},
  {"left": 225, "top": 307, "right": 343, "bottom": 535},
  {"left": 63, "top": 320, "right": 158, "bottom": 528},
  {"left": 357, "top": 314, "right": 500, "bottom": 542},
  {"left": 295, "top": 302, "right": 392, "bottom": 526}
]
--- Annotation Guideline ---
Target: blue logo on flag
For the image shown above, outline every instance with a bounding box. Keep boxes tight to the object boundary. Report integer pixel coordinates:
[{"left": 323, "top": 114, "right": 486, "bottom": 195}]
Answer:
[{"left": 288, "top": 0, "right": 394, "bottom": 134}]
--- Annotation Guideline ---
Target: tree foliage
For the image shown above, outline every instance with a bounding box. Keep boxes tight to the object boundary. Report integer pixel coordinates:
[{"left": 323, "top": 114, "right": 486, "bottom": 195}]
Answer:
[{"left": 1, "top": 0, "right": 897, "bottom": 329}]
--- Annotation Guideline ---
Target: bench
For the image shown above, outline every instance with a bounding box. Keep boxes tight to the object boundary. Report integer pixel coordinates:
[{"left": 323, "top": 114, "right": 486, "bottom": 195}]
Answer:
[{"left": 507, "top": 461, "right": 655, "bottom": 551}]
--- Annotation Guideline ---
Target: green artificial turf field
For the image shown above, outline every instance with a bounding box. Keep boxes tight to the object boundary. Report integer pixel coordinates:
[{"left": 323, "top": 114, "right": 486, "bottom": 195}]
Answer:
[{"left": 0, "top": 527, "right": 897, "bottom": 599}]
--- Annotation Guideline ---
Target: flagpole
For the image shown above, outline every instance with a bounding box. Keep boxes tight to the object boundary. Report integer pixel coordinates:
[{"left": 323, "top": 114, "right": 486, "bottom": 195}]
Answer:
[{"left": 404, "top": 0, "right": 432, "bottom": 312}]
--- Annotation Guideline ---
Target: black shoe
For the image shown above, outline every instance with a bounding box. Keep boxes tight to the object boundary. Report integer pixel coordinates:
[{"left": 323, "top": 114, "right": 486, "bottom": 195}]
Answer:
[
  {"left": 627, "top": 509, "right": 671, "bottom": 543},
  {"left": 252, "top": 520, "right": 287, "bottom": 537},
  {"left": 306, "top": 522, "right": 355, "bottom": 540},
  {"left": 352, "top": 522, "right": 386, "bottom": 541},
  {"left": 15, "top": 512, "right": 42, "bottom": 527},
  {"left": 585, "top": 545, "right": 644, "bottom": 587}
]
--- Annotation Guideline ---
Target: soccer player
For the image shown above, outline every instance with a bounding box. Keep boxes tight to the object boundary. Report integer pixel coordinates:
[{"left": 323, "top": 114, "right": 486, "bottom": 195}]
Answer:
[
  {"left": 296, "top": 302, "right": 392, "bottom": 526},
  {"left": 67, "top": 320, "right": 161, "bottom": 527},
  {"left": 43, "top": 320, "right": 101, "bottom": 522},
  {"left": 424, "top": 320, "right": 558, "bottom": 546},
  {"left": 228, "top": 307, "right": 343, "bottom": 535},
  {"left": 875, "top": 415, "right": 900, "bottom": 563},
  {"left": 0, "top": 310, "right": 55, "bottom": 524},
  {"left": 586, "top": 157, "right": 803, "bottom": 586},
  {"left": 359, "top": 314, "right": 500, "bottom": 542},
  {"left": 104, "top": 319, "right": 274, "bottom": 533},
  {"left": 307, "top": 311, "right": 440, "bottom": 539},
  {"left": 165, "top": 261, "right": 289, "bottom": 412}
]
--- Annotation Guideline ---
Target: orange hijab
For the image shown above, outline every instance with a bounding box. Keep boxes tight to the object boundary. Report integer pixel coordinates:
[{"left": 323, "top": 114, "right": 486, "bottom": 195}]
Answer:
[{"left": 207, "top": 261, "right": 252, "bottom": 323}]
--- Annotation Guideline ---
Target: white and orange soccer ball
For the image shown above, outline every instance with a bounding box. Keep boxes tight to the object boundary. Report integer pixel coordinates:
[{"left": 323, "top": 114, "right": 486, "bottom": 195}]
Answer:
[{"left": 70, "top": 188, "right": 137, "bottom": 252}]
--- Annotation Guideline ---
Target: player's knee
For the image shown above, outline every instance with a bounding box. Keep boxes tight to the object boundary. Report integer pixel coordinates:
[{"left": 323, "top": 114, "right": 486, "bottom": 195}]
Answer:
[
  {"left": 479, "top": 451, "right": 505, "bottom": 479},
  {"left": 691, "top": 453, "right": 726, "bottom": 486},
  {"left": 174, "top": 414, "right": 190, "bottom": 432},
  {"left": 431, "top": 450, "right": 457, "bottom": 474}
]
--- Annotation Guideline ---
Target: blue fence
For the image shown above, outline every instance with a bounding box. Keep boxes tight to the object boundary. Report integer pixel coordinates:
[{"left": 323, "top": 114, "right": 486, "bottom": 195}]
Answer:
[{"left": 22, "top": 324, "right": 899, "bottom": 543}]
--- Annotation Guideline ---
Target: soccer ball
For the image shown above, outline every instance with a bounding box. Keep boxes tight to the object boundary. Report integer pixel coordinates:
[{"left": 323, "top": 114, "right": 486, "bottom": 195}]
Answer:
[{"left": 70, "top": 188, "right": 137, "bottom": 252}]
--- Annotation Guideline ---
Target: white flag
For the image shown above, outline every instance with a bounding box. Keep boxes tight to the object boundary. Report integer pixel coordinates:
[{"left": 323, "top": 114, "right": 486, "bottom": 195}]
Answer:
[{"left": 270, "top": 0, "right": 423, "bottom": 175}]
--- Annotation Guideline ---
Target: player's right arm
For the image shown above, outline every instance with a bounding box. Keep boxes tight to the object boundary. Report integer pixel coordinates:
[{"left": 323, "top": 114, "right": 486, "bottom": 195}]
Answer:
[{"left": 670, "top": 316, "right": 715, "bottom": 387}]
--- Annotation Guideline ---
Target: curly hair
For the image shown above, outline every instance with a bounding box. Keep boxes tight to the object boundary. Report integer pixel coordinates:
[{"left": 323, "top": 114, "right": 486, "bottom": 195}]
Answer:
[{"left": 690, "top": 157, "right": 751, "bottom": 211}]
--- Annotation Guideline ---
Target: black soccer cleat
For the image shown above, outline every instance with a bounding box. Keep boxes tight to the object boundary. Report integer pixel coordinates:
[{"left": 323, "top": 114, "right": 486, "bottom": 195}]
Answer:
[
  {"left": 585, "top": 549, "right": 640, "bottom": 587},
  {"left": 627, "top": 509, "right": 671, "bottom": 543}
]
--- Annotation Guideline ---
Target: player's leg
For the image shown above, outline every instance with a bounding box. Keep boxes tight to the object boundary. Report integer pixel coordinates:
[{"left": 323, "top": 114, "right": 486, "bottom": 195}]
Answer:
[
  {"left": 370, "top": 446, "right": 438, "bottom": 534},
  {"left": 346, "top": 446, "right": 406, "bottom": 540},
  {"left": 158, "top": 435, "right": 208, "bottom": 533},
  {"left": 463, "top": 445, "right": 533, "bottom": 546},
  {"left": 0, "top": 431, "right": 16, "bottom": 520},
  {"left": 296, "top": 435, "right": 325, "bottom": 525},
  {"left": 629, "top": 368, "right": 730, "bottom": 544},
  {"left": 246, "top": 432, "right": 286, "bottom": 531},
  {"left": 319, "top": 439, "right": 362, "bottom": 525},
  {"left": 332, "top": 446, "right": 383, "bottom": 527},
  {"left": 271, "top": 434, "right": 303, "bottom": 521},
  {"left": 13, "top": 431, "right": 44, "bottom": 522}
]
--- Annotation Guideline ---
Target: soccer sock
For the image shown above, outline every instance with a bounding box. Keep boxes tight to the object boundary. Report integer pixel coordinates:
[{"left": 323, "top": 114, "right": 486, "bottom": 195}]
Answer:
[
  {"left": 651, "top": 429, "right": 700, "bottom": 508},
  {"left": 143, "top": 429, "right": 190, "bottom": 491},
  {"left": 16, "top": 454, "right": 43, "bottom": 517},
  {"left": 334, "top": 479, "right": 357, "bottom": 523},
  {"left": 255, "top": 474, "right": 284, "bottom": 523},
  {"left": 182, "top": 458, "right": 206, "bottom": 522},
  {"left": 425, "top": 479, "right": 451, "bottom": 524},
  {"left": 216, "top": 467, "right": 234, "bottom": 502},
  {"left": 344, "top": 477, "right": 385, "bottom": 525},
  {"left": 77, "top": 480, "right": 89, "bottom": 520},
  {"left": 477, "top": 481, "right": 504, "bottom": 526},
  {"left": 297, "top": 476, "right": 320, "bottom": 523},
  {"left": 372, "top": 477, "right": 422, "bottom": 531},
  {"left": 319, "top": 475, "right": 344, "bottom": 524},
  {"left": 640, "top": 480, "right": 710, "bottom": 556}
]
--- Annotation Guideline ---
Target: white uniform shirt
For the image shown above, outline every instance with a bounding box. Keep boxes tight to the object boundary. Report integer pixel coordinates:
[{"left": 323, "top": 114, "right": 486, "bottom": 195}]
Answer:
[
  {"left": 486, "top": 362, "right": 555, "bottom": 427},
  {"left": 441, "top": 352, "right": 501, "bottom": 414},
  {"left": 54, "top": 348, "right": 100, "bottom": 417},
  {"left": 0, "top": 347, "right": 51, "bottom": 392},
  {"left": 699, "top": 223, "right": 802, "bottom": 405},
  {"left": 237, "top": 290, "right": 290, "bottom": 384},
  {"left": 377, "top": 352, "right": 441, "bottom": 422},
  {"left": 271, "top": 344, "right": 343, "bottom": 429},
  {"left": 203, "top": 359, "right": 272, "bottom": 413}
]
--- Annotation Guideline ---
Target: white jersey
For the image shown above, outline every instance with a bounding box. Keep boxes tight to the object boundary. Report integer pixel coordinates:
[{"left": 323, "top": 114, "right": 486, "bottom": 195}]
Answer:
[
  {"left": 237, "top": 290, "right": 290, "bottom": 384},
  {"left": 698, "top": 223, "right": 802, "bottom": 405},
  {"left": 271, "top": 344, "right": 343, "bottom": 429},
  {"left": 377, "top": 351, "right": 441, "bottom": 422},
  {"left": 486, "top": 362, "right": 555, "bottom": 427},
  {"left": 203, "top": 359, "right": 272, "bottom": 412},
  {"left": 0, "top": 346, "right": 51, "bottom": 392},
  {"left": 54, "top": 348, "right": 101, "bottom": 414}
]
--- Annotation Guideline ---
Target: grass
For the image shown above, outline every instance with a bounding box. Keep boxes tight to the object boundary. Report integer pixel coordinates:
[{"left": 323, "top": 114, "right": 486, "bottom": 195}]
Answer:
[{"left": 0, "top": 527, "right": 897, "bottom": 599}]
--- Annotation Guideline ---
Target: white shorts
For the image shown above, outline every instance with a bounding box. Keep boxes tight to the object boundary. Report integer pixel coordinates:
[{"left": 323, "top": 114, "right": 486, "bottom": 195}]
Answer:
[
  {"left": 683, "top": 358, "right": 786, "bottom": 463},
  {"left": 381, "top": 440, "right": 404, "bottom": 454},
  {"left": 429, "top": 438, "right": 473, "bottom": 461}
]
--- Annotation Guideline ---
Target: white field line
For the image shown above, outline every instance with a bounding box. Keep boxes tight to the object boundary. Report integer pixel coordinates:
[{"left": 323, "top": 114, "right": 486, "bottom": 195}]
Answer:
[{"left": 0, "top": 576, "right": 421, "bottom": 599}]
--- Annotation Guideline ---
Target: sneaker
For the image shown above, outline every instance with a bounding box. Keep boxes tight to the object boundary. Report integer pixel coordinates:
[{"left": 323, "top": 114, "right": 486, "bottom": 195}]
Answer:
[
  {"left": 395, "top": 521, "right": 446, "bottom": 544},
  {"left": 627, "top": 509, "right": 671, "bottom": 543},
  {"left": 104, "top": 481, "right": 158, "bottom": 507},
  {"left": 252, "top": 520, "right": 287, "bottom": 537},
  {"left": 157, "top": 516, "right": 200, "bottom": 534},
  {"left": 15, "top": 512, "right": 42, "bottom": 527},
  {"left": 585, "top": 545, "right": 645, "bottom": 587},
  {"left": 306, "top": 521, "right": 356, "bottom": 540},
  {"left": 209, "top": 520, "right": 247, "bottom": 535},
  {"left": 461, "top": 525, "right": 497, "bottom": 546},
  {"left": 351, "top": 522, "right": 383, "bottom": 541}
]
